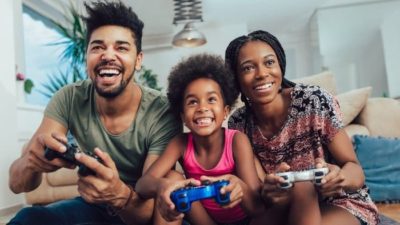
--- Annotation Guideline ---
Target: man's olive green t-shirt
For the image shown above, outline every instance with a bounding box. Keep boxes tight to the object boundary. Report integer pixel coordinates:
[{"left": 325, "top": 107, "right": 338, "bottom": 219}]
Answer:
[{"left": 44, "top": 79, "right": 181, "bottom": 185}]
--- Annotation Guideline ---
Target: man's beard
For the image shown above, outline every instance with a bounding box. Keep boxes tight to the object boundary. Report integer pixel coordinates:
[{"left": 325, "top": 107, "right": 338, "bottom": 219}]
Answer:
[{"left": 94, "top": 72, "right": 134, "bottom": 98}]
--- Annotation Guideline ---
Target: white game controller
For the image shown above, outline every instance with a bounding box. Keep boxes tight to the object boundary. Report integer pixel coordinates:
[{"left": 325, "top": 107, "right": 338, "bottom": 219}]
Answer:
[{"left": 276, "top": 167, "right": 329, "bottom": 189}]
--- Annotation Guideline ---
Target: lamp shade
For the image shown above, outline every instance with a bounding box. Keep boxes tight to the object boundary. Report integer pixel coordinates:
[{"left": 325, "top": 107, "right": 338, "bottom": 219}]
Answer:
[{"left": 172, "top": 23, "right": 207, "bottom": 47}]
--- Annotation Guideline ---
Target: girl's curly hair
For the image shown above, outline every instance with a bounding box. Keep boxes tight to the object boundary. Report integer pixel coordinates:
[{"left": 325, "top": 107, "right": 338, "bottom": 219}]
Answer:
[{"left": 167, "top": 53, "right": 239, "bottom": 119}]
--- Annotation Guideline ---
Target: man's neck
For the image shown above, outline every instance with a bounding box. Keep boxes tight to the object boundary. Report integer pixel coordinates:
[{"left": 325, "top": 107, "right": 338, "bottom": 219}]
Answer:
[{"left": 96, "top": 83, "right": 141, "bottom": 118}]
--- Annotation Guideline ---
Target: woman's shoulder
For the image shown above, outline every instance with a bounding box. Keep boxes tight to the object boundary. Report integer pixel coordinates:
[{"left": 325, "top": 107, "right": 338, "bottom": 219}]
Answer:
[
  {"left": 291, "top": 83, "right": 336, "bottom": 108},
  {"left": 227, "top": 106, "right": 247, "bottom": 129}
]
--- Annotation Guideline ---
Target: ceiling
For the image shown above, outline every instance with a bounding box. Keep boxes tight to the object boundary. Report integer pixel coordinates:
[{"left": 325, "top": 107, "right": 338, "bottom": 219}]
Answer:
[{"left": 29, "top": 0, "right": 381, "bottom": 38}]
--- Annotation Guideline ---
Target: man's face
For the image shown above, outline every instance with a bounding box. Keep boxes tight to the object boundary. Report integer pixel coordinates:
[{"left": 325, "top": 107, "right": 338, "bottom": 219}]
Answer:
[{"left": 86, "top": 25, "right": 142, "bottom": 98}]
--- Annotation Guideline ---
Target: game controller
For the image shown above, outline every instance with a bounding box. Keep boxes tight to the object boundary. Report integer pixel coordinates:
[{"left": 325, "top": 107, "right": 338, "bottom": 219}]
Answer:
[
  {"left": 170, "top": 180, "right": 230, "bottom": 213},
  {"left": 276, "top": 167, "right": 329, "bottom": 189},
  {"left": 44, "top": 143, "right": 103, "bottom": 176}
]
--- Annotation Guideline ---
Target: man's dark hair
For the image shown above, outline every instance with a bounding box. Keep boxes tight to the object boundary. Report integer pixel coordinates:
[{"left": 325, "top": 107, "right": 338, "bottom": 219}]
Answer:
[
  {"left": 83, "top": 1, "right": 144, "bottom": 52},
  {"left": 167, "top": 54, "right": 239, "bottom": 119}
]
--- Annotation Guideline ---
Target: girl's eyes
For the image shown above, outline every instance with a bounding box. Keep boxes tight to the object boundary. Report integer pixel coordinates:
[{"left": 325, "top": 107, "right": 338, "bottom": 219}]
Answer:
[
  {"left": 208, "top": 97, "right": 217, "bottom": 103},
  {"left": 187, "top": 99, "right": 198, "bottom": 106}
]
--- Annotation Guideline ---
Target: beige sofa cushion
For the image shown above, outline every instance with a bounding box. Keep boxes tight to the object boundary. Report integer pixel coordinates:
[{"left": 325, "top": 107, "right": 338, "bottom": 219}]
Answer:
[
  {"left": 356, "top": 98, "right": 400, "bottom": 138},
  {"left": 47, "top": 168, "right": 79, "bottom": 186},
  {"left": 343, "top": 124, "right": 370, "bottom": 137},
  {"left": 336, "top": 87, "right": 372, "bottom": 126},
  {"left": 293, "top": 71, "right": 337, "bottom": 95}
]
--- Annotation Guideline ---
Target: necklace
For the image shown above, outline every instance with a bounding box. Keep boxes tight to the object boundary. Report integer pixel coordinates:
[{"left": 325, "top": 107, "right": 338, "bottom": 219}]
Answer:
[{"left": 256, "top": 125, "right": 269, "bottom": 140}]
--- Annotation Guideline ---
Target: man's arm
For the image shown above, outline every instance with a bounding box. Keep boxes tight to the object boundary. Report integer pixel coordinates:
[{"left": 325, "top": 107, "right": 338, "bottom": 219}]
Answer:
[{"left": 9, "top": 117, "right": 70, "bottom": 193}]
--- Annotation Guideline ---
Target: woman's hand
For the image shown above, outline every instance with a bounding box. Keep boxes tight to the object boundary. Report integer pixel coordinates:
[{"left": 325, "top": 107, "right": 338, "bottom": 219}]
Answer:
[
  {"left": 261, "top": 162, "right": 292, "bottom": 207},
  {"left": 157, "top": 178, "right": 200, "bottom": 222},
  {"left": 315, "top": 158, "right": 346, "bottom": 198}
]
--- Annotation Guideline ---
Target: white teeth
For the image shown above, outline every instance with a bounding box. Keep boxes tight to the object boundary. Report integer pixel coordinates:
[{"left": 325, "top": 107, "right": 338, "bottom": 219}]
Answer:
[
  {"left": 255, "top": 83, "right": 273, "bottom": 90},
  {"left": 196, "top": 118, "right": 212, "bottom": 125},
  {"left": 99, "top": 69, "right": 120, "bottom": 75}
]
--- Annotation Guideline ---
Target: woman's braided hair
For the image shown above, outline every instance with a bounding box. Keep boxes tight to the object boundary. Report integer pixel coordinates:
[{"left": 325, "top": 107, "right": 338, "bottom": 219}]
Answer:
[{"left": 224, "top": 30, "right": 296, "bottom": 141}]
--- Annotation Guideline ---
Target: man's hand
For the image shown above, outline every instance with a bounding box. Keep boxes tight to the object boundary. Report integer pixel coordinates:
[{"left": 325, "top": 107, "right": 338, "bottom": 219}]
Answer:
[
  {"left": 27, "top": 132, "right": 75, "bottom": 173},
  {"left": 75, "top": 147, "right": 129, "bottom": 208},
  {"left": 261, "top": 162, "right": 292, "bottom": 207}
]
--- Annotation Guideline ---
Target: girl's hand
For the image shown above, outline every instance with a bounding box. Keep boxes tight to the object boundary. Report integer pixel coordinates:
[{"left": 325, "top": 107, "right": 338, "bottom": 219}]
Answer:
[
  {"left": 261, "top": 162, "right": 292, "bottom": 207},
  {"left": 315, "top": 158, "right": 345, "bottom": 198},
  {"left": 200, "top": 174, "right": 243, "bottom": 209},
  {"left": 157, "top": 178, "right": 200, "bottom": 222}
]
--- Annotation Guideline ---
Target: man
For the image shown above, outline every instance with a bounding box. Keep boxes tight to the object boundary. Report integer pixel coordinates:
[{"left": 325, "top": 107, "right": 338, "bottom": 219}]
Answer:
[{"left": 8, "top": 1, "right": 181, "bottom": 225}]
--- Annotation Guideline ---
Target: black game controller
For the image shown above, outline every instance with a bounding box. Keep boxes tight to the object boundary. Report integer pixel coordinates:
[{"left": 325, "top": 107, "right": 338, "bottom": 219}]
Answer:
[{"left": 44, "top": 143, "right": 103, "bottom": 176}]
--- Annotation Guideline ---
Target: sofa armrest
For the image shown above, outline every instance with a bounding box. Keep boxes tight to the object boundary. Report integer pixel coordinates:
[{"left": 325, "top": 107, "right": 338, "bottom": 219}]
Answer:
[
  {"left": 24, "top": 168, "right": 79, "bottom": 205},
  {"left": 355, "top": 97, "right": 400, "bottom": 138}
]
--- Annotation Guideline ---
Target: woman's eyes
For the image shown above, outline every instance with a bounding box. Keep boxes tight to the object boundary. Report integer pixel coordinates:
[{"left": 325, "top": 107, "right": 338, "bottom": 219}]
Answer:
[
  {"left": 265, "top": 59, "right": 275, "bottom": 66},
  {"left": 240, "top": 65, "right": 254, "bottom": 72},
  {"left": 240, "top": 59, "right": 275, "bottom": 72}
]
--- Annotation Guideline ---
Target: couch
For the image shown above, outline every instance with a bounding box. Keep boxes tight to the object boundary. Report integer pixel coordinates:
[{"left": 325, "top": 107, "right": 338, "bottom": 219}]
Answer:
[{"left": 24, "top": 72, "right": 400, "bottom": 212}]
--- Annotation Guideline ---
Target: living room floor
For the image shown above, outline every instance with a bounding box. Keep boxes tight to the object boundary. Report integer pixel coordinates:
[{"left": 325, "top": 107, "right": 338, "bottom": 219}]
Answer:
[
  {"left": 0, "top": 204, "right": 399, "bottom": 225},
  {"left": 377, "top": 203, "right": 400, "bottom": 222}
]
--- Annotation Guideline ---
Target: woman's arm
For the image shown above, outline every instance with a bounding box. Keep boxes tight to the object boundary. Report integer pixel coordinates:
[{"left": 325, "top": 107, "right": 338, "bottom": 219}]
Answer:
[{"left": 324, "top": 129, "right": 365, "bottom": 192}]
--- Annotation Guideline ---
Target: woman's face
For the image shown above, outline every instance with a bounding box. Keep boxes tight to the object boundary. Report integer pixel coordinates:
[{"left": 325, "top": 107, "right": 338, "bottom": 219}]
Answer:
[{"left": 236, "top": 40, "right": 282, "bottom": 105}]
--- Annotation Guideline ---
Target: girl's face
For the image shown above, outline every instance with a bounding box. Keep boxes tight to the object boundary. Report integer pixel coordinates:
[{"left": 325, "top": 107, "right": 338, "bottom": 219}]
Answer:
[
  {"left": 181, "top": 78, "right": 229, "bottom": 136},
  {"left": 236, "top": 40, "right": 282, "bottom": 105}
]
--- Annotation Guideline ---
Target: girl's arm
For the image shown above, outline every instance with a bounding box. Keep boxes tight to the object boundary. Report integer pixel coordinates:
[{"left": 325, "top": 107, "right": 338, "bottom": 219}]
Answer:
[
  {"left": 135, "top": 134, "right": 185, "bottom": 199},
  {"left": 232, "top": 131, "right": 266, "bottom": 215},
  {"left": 323, "top": 129, "right": 365, "bottom": 193}
]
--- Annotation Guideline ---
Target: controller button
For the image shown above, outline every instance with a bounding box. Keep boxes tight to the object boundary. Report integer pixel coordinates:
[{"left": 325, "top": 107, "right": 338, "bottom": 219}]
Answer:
[
  {"left": 280, "top": 175, "right": 288, "bottom": 180},
  {"left": 280, "top": 182, "right": 290, "bottom": 187},
  {"left": 178, "top": 193, "right": 186, "bottom": 198},
  {"left": 315, "top": 178, "right": 322, "bottom": 184},
  {"left": 180, "top": 202, "right": 187, "bottom": 209},
  {"left": 315, "top": 171, "right": 324, "bottom": 176}
]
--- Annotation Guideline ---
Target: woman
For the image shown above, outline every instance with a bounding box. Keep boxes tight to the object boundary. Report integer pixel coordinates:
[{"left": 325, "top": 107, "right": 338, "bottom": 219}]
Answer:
[{"left": 225, "top": 30, "right": 379, "bottom": 225}]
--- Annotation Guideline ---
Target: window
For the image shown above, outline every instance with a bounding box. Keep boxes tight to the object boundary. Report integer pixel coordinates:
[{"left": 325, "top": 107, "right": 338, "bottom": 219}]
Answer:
[{"left": 23, "top": 6, "right": 71, "bottom": 106}]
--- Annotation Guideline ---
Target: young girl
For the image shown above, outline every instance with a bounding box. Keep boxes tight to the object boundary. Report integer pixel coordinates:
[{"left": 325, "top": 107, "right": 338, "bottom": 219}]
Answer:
[
  {"left": 225, "top": 30, "right": 379, "bottom": 225},
  {"left": 135, "top": 54, "right": 264, "bottom": 225}
]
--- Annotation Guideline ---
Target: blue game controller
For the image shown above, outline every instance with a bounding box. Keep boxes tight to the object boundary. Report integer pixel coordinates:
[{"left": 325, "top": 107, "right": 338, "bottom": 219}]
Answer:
[{"left": 170, "top": 180, "right": 230, "bottom": 213}]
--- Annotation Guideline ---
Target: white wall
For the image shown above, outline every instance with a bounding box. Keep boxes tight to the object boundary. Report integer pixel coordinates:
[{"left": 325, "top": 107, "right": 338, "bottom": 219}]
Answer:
[
  {"left": 316, "top": 0, "right": 400, "bottom": 95},
  {"left": 142, "top": 22, "right": 248, "bottom": 90},
  {"left": 381, "top": 9, "right": 400, "bottom": 98},
  {"left": 142, "top": 23, "right": 317, "bottom": 91},
  {"left": 355, "top": 33, "right": 387, "bottom": 97},
  {"left": 0, "top": 0, "right": 24, "bottom": 211}
]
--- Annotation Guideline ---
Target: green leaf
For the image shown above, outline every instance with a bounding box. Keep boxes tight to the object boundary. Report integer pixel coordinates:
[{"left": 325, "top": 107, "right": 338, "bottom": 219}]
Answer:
[{"left": 24, "top": 79, "right": 34, "bottom": 94}]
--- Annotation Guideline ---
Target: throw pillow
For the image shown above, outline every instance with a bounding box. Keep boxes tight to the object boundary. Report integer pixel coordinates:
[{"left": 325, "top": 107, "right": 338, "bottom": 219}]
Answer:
[
  {"left": 293, "top": 71, "right": 337, "bottom": 95},
  {"left": 336, "top": 87, "right": 372, "bottom": 126},
  {"left": 353, "top": 135, "right": 400, "bottom": 202}
]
